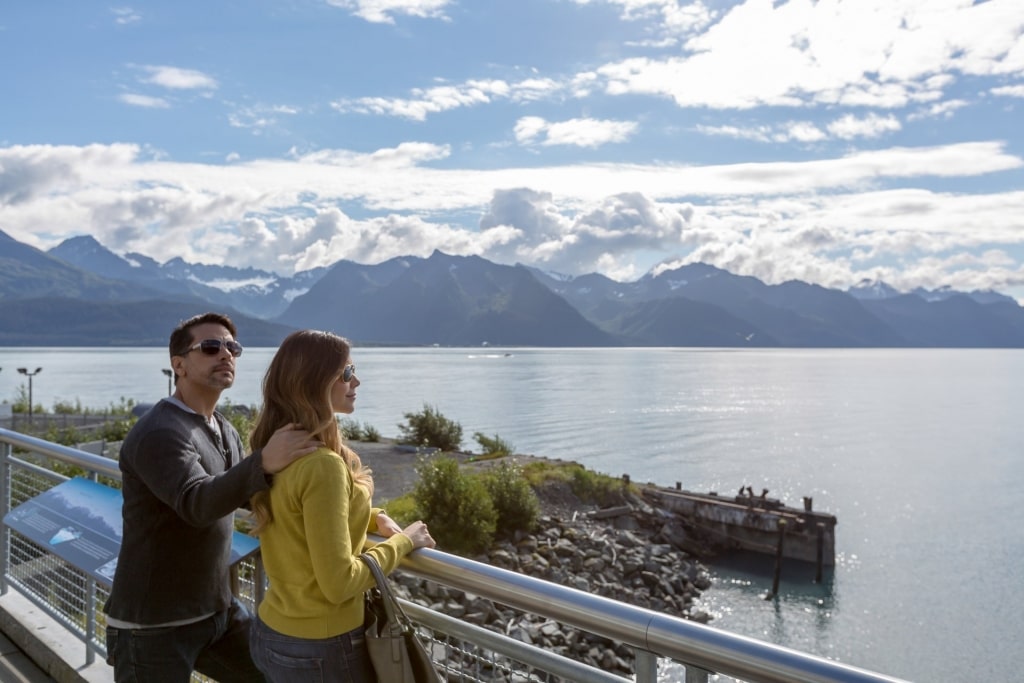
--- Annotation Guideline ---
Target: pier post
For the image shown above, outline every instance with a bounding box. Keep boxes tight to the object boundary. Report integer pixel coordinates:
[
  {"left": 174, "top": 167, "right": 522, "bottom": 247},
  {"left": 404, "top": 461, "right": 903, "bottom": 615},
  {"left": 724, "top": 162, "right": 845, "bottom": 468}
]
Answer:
[
  {"left": 815, "top": 522, "right": 825, "bottom": 583},
  {"left": 770, "top": 519, "right": 787, "bottom": 597}
]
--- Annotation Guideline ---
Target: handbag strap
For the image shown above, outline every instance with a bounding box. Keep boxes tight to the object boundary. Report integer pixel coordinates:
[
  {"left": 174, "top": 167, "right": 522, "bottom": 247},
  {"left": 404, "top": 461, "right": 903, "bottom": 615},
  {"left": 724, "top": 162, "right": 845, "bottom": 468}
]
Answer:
[{"left": 360, "top": 553, "right": 413, "bottom": 627}]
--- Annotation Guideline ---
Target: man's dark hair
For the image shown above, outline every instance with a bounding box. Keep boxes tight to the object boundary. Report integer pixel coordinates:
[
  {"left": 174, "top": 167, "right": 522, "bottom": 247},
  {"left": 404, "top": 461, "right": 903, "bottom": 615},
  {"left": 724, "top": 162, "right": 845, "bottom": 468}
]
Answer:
[{"left": 169, "top": 312, "right": 238, "bottom": 358}]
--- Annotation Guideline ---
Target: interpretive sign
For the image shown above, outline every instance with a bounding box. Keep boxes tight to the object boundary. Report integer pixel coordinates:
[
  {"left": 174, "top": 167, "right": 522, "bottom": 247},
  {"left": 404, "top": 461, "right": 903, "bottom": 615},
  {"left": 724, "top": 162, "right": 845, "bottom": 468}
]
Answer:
[{"left": 3, "top": 477, "right": 259, "bottom": 585}]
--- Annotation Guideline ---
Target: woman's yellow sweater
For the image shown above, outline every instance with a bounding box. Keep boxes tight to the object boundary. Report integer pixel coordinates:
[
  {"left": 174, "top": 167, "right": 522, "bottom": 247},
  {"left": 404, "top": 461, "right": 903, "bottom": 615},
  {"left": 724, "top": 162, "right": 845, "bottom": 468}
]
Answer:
[{"left": 257, "top": 446, "right": 414, "bottom": 638}]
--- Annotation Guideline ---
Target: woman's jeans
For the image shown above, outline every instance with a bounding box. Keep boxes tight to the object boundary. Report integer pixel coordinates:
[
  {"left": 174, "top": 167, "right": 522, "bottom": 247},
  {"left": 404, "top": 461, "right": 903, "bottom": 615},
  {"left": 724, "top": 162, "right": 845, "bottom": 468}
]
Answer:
[
  {"left": 105, "top": 598, "right": 263, "bottom": 683},
  {"left": 250, "top": 614, "right": 375, "bottom": 683}
]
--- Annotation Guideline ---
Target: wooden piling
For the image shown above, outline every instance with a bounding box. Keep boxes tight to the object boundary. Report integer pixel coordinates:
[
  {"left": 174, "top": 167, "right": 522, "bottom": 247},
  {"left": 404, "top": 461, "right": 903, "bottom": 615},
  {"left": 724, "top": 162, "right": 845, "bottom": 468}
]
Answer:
[
  {"left": 815, "top": 522, "right": 825, "bottom": 583},
  {"left": 771, "top": 518, "right": 787, "bottom": 596}
]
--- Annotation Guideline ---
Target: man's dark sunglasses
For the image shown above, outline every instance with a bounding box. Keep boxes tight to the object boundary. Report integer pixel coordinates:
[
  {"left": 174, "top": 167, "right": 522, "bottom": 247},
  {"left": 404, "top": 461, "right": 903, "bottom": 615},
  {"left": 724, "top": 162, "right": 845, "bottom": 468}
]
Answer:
[{"left": 187, "top": 339, "right": 244, "bottom": 358}]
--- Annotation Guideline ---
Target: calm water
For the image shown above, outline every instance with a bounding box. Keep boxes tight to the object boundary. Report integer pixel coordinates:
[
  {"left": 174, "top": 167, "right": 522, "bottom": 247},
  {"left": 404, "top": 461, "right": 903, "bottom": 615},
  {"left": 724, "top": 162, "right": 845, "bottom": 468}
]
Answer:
[{"left": 2, "top": 346, "right": 1021, "bottom": 682}]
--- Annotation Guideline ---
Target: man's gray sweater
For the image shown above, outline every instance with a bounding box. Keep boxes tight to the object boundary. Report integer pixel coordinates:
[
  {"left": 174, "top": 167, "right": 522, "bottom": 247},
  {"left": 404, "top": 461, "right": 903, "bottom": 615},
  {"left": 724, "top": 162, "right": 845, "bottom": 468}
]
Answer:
[{"left": 104, "top": 399, "right": 268, "bottom": 625}]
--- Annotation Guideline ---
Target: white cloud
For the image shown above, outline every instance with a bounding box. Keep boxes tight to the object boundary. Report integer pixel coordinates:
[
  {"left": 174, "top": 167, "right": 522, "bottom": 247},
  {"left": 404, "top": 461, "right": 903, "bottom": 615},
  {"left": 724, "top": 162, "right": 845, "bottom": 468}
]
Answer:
[
  {"left": 907, "top": 99, "right": 969, "bottom": 121},
  {"left": 992, "top": 84, "right": 1024, "bottom": 97},
  {"left": 333, "top": 79, "right": 517, "bottom": 121},
  {"left": 328, "top": 0, "right": 1022, "bottom": 130},
  {"left": 111, "top": 7, "right": 142, "bottom": 25},
  {"left": 227, "top": 104, "right": 299, "bottom": 132},
  {"left": 827, "top": 113, "right": 902, "bottom": 140},
  {"left": 515, "top": 117, "right": 639, "bottom": 148},
  {"left": 325, "top": 0, "right": 452, "bottom": 24},
  {"left": 140, "top": 66, "right": 218, "bottom": 91},
  {"left": 1, "top": 140, "right": 1022, "bottom": 298},
  {"left": 118, "top": 94, "right": 170, "bottom": 109},
  {"left": 780, "top": 121, "right": 826, "bottom": 143},
  {"left": 574, "top": 0, "right": 715, "bottom": 37},
  {"left": 591, "top": 0, "right": 1024, "bottom": 112},
  {"left": 697, "top": 115, "right": 898, "bottom": 144}
]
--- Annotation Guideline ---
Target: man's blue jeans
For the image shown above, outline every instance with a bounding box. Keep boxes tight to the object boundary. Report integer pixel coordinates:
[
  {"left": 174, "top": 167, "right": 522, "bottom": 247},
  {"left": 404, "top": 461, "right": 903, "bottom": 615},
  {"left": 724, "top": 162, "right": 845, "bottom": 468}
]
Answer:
[
  {"left": 250, "top": 614, "right": 374, "bottom": 683},
  {"left": 106, "top": 598, "right": 264, "bottom": 683}
]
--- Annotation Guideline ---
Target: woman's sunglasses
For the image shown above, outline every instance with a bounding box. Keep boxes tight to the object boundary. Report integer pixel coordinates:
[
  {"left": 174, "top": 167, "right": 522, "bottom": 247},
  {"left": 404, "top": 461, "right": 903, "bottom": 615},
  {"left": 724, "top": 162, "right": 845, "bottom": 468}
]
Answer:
[
  {"left": 187, "top": 339, "right": 244, "bottom": 358},
  {"left": 342, "top": 364, "right": 356, "bottom": 382}
]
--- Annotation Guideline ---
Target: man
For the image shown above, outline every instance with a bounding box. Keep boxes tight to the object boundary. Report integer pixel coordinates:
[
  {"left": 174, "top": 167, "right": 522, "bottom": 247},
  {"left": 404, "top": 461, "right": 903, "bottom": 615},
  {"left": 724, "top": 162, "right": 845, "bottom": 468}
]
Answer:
[{"left": 104, "top": 312, "right": 318, "bottom": 683}]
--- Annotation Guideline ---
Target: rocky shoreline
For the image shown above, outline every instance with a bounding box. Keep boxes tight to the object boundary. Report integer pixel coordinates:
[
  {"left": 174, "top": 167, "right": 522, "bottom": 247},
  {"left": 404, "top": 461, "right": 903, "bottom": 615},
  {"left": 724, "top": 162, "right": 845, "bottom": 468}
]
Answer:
[{"left": 362, "top": 440, "right": 716, "bottom": 678}]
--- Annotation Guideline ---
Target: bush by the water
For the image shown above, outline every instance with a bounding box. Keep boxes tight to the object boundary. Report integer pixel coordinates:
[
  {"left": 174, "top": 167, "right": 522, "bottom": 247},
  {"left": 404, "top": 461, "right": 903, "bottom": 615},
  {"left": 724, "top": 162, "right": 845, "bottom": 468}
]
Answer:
[
  {"left": 340, "top": 418, "right": 381, "bottom": 442},
  {"left": 483, "top": 460, "right": 540, "bottom": 537},
  {"left": 412, "top": 455, "right": 495, "bottom": 555},
  {"left": 398, "top": 403, "right": 463, "bottom": 451},
  {"left": 473, "top": 431, "right": 514, "bottom": 458}
]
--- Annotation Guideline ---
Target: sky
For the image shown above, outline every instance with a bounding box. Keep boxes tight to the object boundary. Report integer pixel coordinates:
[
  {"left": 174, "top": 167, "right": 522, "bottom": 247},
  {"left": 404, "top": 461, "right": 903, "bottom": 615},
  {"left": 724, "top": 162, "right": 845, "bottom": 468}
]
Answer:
[{"left": 2, "top": 0, "right": 1024, "bottom": 299}]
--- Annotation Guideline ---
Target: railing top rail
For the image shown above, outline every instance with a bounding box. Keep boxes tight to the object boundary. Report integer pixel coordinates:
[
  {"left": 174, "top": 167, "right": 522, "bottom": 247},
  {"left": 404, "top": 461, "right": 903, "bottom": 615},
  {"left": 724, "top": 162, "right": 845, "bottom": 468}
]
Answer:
[
  {"left": 0, "top": 429, "right": 910, "bottom": 683},
  {"left": 397, "top": 544, "right": 910, "bottom": 683},
  {"left": 0, "top": 427, "right": 121, "bottom": 479}
]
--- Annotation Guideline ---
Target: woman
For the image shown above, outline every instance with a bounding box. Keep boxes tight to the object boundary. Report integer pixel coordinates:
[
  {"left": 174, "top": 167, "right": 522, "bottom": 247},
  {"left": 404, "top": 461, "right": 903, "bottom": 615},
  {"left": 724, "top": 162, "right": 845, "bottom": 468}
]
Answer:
[{"left": 248, "top": 329, "right": 435, "bottom": 682}]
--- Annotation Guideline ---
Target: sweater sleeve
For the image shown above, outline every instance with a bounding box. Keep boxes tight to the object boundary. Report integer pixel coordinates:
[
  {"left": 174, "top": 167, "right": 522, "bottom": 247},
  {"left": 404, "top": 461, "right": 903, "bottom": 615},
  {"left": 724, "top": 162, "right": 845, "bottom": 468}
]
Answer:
[{"left": 127, "top": 420, "right": 265, "bottom": 527}]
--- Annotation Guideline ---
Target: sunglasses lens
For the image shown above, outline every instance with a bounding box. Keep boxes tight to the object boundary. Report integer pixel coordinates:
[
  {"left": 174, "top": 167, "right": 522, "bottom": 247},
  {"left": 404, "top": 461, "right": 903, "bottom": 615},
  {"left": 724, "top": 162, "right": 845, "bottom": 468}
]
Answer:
[
  {"left": 197, "top": 340, "right": 243, "bottom": 357},
  {"left": 199, "top": 340, "right": 221, "bottom": 355},
  {"left": 343, "top": 365, "right": 355, "bottom": 382}
]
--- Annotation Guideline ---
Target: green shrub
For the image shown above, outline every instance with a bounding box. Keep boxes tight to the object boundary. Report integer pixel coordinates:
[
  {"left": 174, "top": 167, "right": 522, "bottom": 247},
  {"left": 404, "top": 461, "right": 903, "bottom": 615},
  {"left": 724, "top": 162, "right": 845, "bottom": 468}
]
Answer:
[
  {"left": 11, "top": 386, "right": 44, "bottom": 416},
  {"left": 398, "top": 404, "right": 463, "bottom": 451},
  {"left": 53, "top": 399, "right": 83, "bottom": 415},
  {"left": 379, "top": 493, "right": 417, "bottom": 525},
  {"left": 413, "top": 455, "right": 495, "bottom": 555},
  {"left": 45, "top": 425, "right": 82, "bottom": 446},
  {"left": 339, "top": 418, "right": 380, "bottom": 443},
  {"left": 98, "top": 417, "right": 136, "bottom": 442},
  {"left": 522, "top": 460, "right": 633, "bottom": 507},
  {"left": 219, "top": 401, "right": 256, "bottom": 446},
  {"left": 483, "top": 460, "right": 540, "bottom": 538},
  {"left": 570, "top": 466, "right": 627, "bottom": 507},
  {"left": 363, "top": 424, "right": 381, "bottom": 442},
  {"left": 105, "top": 397, "right": 137, "bottom": 416},
  {"left": 339, "top": 417, "right": 364, "bottom": 441},
  {"left": 473, "top": 431, "right": 514, "bottom": 458}
]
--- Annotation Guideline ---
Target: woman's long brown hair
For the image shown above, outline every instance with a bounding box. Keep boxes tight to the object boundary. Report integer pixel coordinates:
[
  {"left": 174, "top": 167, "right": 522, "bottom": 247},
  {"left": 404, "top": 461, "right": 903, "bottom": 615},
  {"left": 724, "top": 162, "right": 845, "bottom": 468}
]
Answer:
[{"left": 248, "top": 329, "right": 373, "bottom": 534}]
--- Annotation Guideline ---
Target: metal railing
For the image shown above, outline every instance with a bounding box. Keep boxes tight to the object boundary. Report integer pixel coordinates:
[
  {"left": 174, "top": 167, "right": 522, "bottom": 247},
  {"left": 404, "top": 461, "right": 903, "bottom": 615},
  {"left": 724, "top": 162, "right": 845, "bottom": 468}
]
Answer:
[{"left": 0, "top": 428, "right": 911, "bottom": 683}]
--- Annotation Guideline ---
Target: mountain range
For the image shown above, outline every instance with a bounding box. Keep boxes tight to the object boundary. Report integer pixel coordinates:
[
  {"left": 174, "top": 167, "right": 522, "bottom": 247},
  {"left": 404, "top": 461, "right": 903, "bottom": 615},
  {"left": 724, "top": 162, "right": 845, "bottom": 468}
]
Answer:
[{"left": 1, "top": 229, "right": 1021, "bottom": 348}]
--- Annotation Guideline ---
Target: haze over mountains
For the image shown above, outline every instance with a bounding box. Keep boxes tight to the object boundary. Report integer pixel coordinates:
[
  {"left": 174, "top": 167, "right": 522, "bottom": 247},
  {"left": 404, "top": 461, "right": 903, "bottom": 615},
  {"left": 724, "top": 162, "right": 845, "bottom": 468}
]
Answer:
[{"left": 1, "top": 229, "right": 1022, "bottom": 348}]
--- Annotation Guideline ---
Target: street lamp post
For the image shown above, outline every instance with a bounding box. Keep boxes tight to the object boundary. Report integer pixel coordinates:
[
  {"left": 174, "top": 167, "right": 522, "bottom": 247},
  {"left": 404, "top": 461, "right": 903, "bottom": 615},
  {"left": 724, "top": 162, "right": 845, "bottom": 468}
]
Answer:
[
  {"left": 162, "top": 368, "right": 173, "bottom": 396},
  {"left": 17, "top": 367, "right": 42, "bottom": 422}
]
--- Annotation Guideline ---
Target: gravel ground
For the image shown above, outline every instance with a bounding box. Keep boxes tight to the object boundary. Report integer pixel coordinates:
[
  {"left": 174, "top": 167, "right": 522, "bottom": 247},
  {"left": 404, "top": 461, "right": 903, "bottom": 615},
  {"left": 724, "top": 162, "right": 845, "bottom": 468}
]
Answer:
[{"left": 349, "top": 438, "right": 477, "bottom": 503}]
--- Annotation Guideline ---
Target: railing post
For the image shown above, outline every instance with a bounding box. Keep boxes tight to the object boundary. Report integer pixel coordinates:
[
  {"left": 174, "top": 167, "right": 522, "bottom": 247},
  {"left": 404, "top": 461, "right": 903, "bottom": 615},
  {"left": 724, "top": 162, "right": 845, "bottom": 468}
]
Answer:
[
  {"left": 255, "top": 554, "right": 266, "bottom": 605},
  {"left": 1, "top": 441, "right": 11, "bottom": 594},
  {"left": 84, "top": 577, "right": 97, "bottom": 665},
  {"left": 685, "top": 664, "right": 711, "bottom": 683},
  {"left": 634, "top": 649, "right": 658, "bottom": 683}
]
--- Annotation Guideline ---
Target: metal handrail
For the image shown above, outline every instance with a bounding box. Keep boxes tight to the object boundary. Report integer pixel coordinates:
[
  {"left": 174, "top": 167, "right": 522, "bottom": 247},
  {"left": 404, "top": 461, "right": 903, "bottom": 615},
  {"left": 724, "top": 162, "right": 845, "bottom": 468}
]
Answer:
[
  {"left": 397, "top": 545, "right": 909, "bottom": 683},
  {"left": 0, "top": 427, "right": 911, "bottom": 683},
  {"left": 0, "top": 428, "right": 121, "bottom": 479}
]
